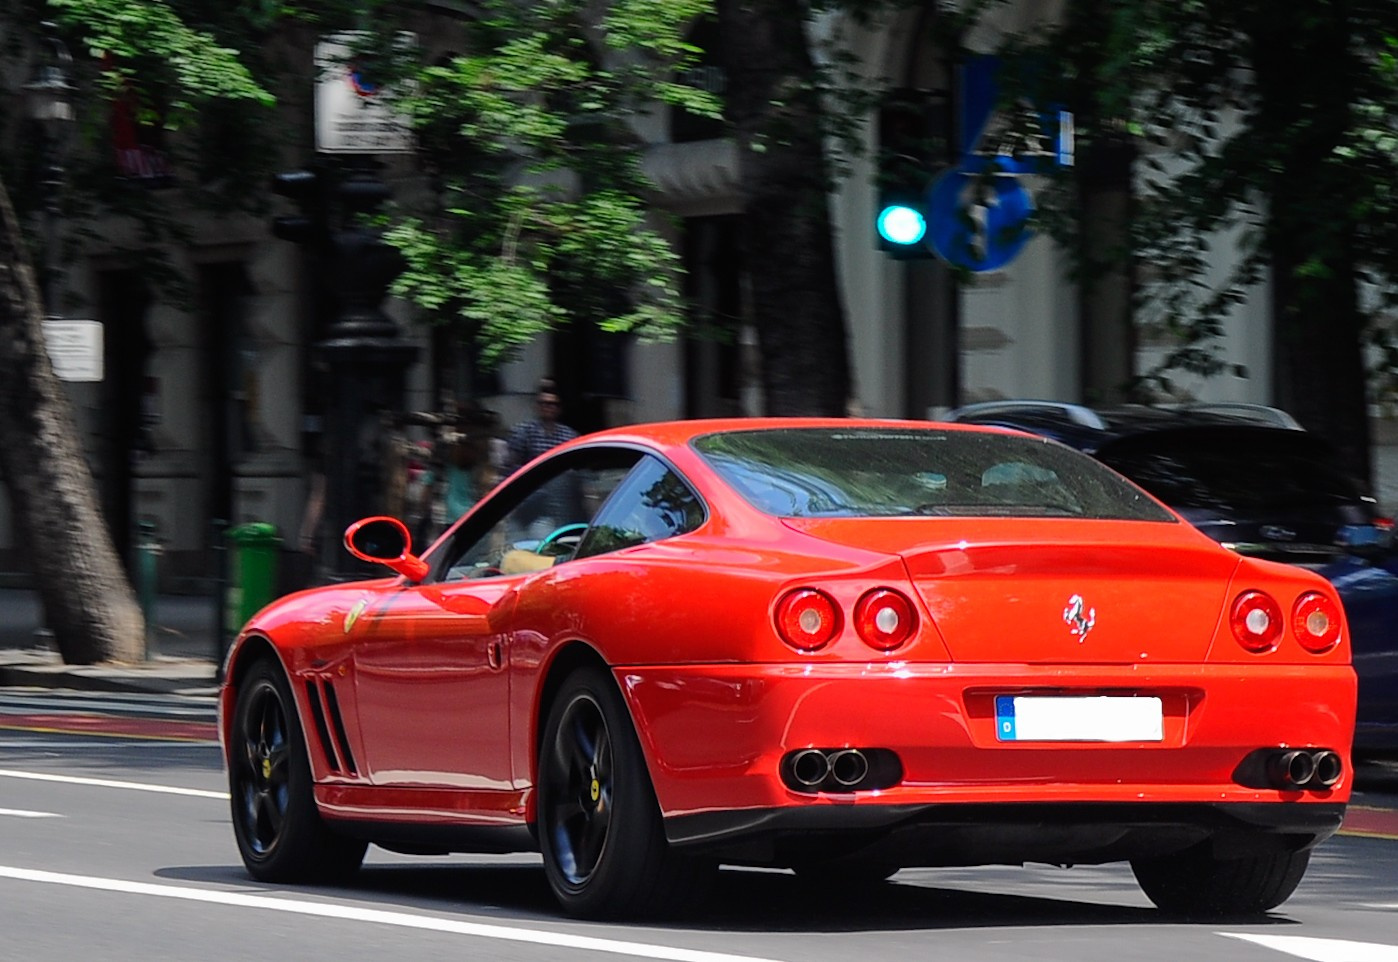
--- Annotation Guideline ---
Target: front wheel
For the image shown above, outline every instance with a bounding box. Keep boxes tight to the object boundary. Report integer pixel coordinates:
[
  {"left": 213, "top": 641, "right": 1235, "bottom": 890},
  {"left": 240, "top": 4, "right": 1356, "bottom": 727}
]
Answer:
[
  {"left": 537, "top": 666, "right": 714, "bottom": 918},
  {"left": 228, "top": 658, "right": 367, "bottom": 883},
  {"left": 1131, "top": 845, "right": 1311, "bottom": 918}
]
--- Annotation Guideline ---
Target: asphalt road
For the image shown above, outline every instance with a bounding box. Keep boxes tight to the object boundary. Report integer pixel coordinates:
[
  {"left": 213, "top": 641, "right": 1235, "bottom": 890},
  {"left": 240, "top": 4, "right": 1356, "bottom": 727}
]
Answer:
[{"left": 2, "top": 689, "right": 1396, "bottom": 962}]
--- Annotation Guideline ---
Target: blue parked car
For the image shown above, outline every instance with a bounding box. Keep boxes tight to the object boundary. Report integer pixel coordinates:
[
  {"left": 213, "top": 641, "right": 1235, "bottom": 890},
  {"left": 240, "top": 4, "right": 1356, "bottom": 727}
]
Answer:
[{"left": 945, "top": 400, "right": 1398, "bottom": 757}]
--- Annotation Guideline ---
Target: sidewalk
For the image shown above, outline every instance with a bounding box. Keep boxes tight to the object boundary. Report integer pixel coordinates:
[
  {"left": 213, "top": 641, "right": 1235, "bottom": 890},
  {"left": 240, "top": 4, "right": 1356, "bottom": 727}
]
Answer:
[{"left": 0, "top": 587, "right": 221, "bottom": 696}]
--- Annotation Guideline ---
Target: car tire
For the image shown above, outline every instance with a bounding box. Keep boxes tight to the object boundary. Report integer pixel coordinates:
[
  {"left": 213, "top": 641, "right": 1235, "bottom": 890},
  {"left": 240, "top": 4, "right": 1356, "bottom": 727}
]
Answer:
[
  {"left": 229, "top": 658, "right": 367, "bottom": 883},
  {"left": 537, "top": 666, "right": 715, "bottom": 919},
  {"left": 1131, "top": 845, "right": 1310, "bottom": 917}
]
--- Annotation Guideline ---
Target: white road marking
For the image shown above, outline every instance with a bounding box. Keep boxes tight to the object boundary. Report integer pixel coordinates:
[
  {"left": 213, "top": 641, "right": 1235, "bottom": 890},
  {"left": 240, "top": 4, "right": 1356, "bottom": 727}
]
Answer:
[
  {"left": 1221, "top": 933, "right": 1398, "bottom": 962},
  {"left": 0, "top": 866, "right": 785, "bottom": 962},
  {"left": 0, "top": 808, "right": 61, "bottom": 818},
  {"left": 0, "top": 738, "right": 211, "bottom": 750},
  {"left": 0, "top": 768, "right": 227, "bottom": 800}
]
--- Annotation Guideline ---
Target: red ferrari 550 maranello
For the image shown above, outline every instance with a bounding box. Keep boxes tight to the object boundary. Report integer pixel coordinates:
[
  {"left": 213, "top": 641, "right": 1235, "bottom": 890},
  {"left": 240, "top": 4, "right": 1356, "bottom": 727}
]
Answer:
[{"left": 219, "top": 419, "right": 1356, "bottom": 919}]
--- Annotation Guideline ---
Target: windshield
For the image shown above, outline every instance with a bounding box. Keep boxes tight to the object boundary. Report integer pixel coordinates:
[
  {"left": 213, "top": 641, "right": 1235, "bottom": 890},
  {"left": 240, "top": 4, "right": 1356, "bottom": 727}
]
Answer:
[{"left": 693, "top": 427, "right": 1174, "bottom": 521}]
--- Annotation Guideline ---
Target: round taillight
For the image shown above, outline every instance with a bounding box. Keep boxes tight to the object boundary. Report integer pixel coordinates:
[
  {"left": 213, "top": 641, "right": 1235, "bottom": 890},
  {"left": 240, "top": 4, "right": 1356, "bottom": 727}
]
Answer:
[
  {"left": 854, "top": 588, "right": 917, "bottom": 650},
  {"left": 1230, "top": 590, "right": 1283, "bottom": 652},
  {"left": 775, "top": 589, "right": 841, "bottom": 651},
  {"left": 1292, "top": 591, "right": 1342, "bottom": 653}
]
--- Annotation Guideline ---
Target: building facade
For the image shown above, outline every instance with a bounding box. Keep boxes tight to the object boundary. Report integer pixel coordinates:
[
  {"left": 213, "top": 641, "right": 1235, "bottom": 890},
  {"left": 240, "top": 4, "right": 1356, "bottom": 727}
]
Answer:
[{"left": 2, "top": 4, "right": 1394, "bottom": 589}]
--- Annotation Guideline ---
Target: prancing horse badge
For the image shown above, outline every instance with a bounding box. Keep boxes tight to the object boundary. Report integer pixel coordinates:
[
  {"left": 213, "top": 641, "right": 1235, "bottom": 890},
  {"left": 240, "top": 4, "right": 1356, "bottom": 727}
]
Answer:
[{"left": 1063, "top": 594, "right": 1096, "bottom": 641}]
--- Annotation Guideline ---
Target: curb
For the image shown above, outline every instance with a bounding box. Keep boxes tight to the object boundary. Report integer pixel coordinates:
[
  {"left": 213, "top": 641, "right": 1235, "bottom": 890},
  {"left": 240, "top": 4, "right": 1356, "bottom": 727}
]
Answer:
[{"left": 0, "top": 655, "right": 218, "bottom": 698}]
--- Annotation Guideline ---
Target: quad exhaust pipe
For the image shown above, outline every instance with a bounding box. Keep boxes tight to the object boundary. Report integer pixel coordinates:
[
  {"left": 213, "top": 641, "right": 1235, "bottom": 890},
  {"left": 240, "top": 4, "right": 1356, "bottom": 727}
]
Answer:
[
  {"left": 781, "top": 747, "right": 900, "bottom": 793},
  {"left": 1266, "top": 748, "right": 1344, "bottom": 790}
]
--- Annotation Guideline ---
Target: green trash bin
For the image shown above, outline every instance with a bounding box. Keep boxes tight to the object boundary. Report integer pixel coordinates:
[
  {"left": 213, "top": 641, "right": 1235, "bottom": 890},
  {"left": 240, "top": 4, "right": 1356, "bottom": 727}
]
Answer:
[{"left": 225, "top": 522, "right": 282, "bottom": 634}]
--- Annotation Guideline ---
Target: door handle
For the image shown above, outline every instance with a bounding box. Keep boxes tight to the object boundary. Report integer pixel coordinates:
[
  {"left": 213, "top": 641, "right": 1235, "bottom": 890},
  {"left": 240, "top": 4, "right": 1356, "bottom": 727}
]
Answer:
[{"left": 487, "top": 640, "right": 504, "bottom": 670}]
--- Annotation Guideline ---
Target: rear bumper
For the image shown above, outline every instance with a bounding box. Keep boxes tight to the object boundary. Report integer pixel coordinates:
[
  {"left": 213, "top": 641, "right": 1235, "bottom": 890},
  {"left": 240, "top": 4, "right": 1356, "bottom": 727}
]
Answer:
[
  {"left": 665, "top": 800, "right": 1346, "bottom": 865},
  {"left": 617, "top": 661, "right": 1356, "bottom": 861}
]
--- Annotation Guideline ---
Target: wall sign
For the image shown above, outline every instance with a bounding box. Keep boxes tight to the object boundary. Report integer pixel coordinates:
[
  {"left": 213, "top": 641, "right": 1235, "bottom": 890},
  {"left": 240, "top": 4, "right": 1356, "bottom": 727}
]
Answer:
[
  {"left": 42, "top": 319, "right": 104, "bottom": 382},
  {"left": 315, "top": 32, "right": 416, "bottom": 155}
]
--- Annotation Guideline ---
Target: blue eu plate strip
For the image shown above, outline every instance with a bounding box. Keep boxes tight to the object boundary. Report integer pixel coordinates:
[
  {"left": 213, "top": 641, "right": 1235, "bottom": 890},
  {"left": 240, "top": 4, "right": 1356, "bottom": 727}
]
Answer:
[{"left": 995, "top": 695, "right": 1016, "bottom": 741}]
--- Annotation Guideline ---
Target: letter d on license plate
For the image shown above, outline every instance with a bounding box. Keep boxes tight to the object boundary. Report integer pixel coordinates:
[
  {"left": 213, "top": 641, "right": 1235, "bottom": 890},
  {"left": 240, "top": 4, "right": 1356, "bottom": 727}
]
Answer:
[{"left": 996, "top": 695, "right": 1163, "bottom": 742}]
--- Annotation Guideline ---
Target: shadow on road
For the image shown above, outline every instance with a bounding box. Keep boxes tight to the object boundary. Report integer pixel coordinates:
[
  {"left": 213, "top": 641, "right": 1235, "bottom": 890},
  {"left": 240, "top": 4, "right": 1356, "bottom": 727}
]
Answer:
[{"left": 152, "top": 856, "right": 1333, "bottom": 934}]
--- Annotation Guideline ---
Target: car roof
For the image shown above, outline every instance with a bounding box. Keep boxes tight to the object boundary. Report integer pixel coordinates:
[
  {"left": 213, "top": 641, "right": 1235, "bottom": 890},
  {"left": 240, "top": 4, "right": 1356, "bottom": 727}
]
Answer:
[
  {"left": 561, "top": 417, "right": 1011, "bottom": 451},
  {"left": 942, "top": 401, "right": 1307, "bottom": 453}
]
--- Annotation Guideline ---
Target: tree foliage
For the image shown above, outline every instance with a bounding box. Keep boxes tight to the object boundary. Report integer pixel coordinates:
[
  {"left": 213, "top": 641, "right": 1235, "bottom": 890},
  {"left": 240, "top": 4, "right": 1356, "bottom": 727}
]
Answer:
[
  {"left": 993, "top": 0, "right": 1398, "bottom": 482},
  {"left": 372, "top": 0, "right": 719, "bottom": 368}
]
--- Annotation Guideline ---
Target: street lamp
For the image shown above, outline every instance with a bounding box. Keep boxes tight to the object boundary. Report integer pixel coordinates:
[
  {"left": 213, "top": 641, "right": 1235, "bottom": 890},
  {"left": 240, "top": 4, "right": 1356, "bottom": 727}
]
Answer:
[{"left": 23, "top": 21, "right": 76, "bottom": 317}]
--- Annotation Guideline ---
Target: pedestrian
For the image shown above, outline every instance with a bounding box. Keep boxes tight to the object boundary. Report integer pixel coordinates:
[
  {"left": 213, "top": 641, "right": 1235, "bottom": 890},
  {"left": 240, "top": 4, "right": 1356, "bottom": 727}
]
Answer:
[
  {"left": 505, "top": 379, "right": 580, "bottom": 540},
  {"left": 505, "top": 378, "right": 578, "bottom": 474}
]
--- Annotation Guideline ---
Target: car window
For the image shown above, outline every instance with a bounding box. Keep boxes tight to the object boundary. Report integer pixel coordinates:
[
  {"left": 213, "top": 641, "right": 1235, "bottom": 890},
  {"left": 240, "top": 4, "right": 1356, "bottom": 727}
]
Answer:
[
  {"left": 438, "top": 448, "right": 642, "bottom": 581},
  {"left": 575, "top": 456, "right": 705, "bottom": 558},
  {"left": 693, "top": 427, "right": 1173, "bottom": 521}
]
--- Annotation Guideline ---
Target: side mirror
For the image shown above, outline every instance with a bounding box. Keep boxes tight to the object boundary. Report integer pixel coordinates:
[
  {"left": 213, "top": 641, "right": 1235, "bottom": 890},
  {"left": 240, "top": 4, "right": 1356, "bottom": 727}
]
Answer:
[{"left": 344, "top": 516, "right": 430, "bottom": 582}]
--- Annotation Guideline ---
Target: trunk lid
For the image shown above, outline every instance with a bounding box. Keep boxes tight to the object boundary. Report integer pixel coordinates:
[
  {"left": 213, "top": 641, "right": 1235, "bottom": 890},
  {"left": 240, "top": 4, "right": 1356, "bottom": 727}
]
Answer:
[{"left": 783, "top": 517, "right": 1240, "bottom": 663}]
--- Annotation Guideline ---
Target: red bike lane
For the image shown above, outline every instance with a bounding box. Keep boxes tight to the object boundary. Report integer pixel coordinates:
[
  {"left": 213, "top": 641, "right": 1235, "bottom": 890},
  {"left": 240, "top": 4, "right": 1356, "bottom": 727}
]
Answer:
[{"left": 0, "top": 711, "right": 217, "bottom": 743}]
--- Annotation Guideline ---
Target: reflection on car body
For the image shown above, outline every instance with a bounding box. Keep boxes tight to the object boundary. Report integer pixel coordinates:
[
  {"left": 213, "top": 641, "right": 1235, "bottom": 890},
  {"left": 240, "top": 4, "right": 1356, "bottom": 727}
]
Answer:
[{"left": 220, "top": 418, "right": 1356, "bottom": 920}]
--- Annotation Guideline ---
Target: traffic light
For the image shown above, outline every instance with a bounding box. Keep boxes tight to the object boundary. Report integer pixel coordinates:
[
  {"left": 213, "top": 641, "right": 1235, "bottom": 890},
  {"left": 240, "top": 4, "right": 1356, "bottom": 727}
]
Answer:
[
  {"left": 875, "top": 89, "right": 951, "bottom": 259},
  {"left": 271, "top": 167, "right": 330, "bottom": 247}
]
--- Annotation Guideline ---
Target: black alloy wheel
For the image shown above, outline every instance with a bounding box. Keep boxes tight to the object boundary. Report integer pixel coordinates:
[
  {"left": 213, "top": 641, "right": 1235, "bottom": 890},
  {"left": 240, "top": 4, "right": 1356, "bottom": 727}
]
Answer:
[
  {"left": 237, "top": 671, "right": 291, "bottom": 858},
  {"left": 228, "top": 658, "right": 366, "bottom": 882},
  {"left": 537, "top": 666, "right": 714, "bottom": 918},
  {"left": 545, "top": 691, "right": 614, "bottom": 886}
]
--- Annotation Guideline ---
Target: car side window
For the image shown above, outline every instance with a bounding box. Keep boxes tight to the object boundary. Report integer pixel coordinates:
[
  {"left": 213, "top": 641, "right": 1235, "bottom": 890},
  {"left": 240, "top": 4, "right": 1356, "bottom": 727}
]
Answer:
[
  {"left": 574, "top": 456, "right": 705, "bottom": 559},
  {"left": 438, "top": 448, "right": 641, "bottom": 581}
]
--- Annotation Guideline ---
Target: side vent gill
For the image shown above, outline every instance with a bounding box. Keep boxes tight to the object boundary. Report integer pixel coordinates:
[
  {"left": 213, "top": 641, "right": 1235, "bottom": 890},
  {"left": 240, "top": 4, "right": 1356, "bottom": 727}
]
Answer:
[
  {"left": 321, "top": 681, "right": 359, "bottom": 776},
  {"left": 304, "top": 679, "right": 359, "bottom": 776},
  {"left": 304, "top": 680, "right": 341, "bottom": 772}
]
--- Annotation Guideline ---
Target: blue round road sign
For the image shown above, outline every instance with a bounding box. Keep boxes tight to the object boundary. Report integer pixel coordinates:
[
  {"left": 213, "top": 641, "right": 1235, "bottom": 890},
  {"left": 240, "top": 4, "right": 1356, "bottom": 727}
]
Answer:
[{"left": 927, "top": 167, "right": 1034, "bottom": 272}]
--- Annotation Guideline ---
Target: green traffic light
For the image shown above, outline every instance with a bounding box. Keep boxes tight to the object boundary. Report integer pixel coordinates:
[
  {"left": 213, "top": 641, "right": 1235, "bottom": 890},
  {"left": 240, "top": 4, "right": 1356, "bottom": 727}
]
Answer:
[{"left": 877, "top": 204, "right": 927, "bottom": 246}]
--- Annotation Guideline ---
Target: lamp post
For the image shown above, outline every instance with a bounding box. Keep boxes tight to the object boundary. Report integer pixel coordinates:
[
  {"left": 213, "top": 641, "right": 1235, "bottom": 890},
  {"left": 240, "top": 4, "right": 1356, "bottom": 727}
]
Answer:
[
  {"left": 23, "top": 21, "right": 76, "bottom": 317},
  {"left": 316, "top": 161, "right": 416, "bottom": 575}
]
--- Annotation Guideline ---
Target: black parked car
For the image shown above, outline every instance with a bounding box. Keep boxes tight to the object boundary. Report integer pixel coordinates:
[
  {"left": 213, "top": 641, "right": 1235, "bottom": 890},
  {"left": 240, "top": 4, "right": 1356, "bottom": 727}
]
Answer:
[{"left": 945, "top": 400, "right": 1398, "bottom": 756}]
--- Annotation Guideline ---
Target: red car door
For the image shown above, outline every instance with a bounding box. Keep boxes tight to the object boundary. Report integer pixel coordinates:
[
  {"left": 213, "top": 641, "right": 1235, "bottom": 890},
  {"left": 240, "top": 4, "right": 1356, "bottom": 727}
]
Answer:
[{"left": 349, "top": 578, "right": 517, "bottom": 796}]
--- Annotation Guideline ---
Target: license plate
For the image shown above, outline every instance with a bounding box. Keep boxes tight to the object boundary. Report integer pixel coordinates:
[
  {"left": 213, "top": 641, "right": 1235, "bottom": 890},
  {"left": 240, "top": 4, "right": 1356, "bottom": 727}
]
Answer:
[{"left": 995, "top": 695, "right": 1163, "bottom": 742}]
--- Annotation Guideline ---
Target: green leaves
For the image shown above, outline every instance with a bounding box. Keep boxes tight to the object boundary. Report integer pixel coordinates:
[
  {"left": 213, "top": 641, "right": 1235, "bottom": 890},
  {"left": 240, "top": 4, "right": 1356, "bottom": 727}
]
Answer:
[
  {"left": 49, "top": 0, "right": 274, "bottom": 117},
  {"left": 998, "top": 0, "right": 1398, "bottom": 401},
  {"left": 383, "top": 0, "right": 709, "bottom": 369}
]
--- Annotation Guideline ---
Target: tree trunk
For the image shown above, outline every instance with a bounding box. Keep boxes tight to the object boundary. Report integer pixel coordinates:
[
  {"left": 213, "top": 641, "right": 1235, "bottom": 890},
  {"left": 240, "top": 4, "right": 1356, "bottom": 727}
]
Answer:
[
  {"left": 714, "top": 0, "right": 852, "bottom": 416},
  {"left": 1250, "top": 4, "right": 1373, "bottom": 489},
  {"left": 0, "top": 175, "right": 145, "bottom": 664}
]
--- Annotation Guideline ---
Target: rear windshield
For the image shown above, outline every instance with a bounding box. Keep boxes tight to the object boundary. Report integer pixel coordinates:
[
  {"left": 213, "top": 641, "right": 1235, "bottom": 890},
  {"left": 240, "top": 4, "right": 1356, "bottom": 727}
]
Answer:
[
  {"left": 1096, "top": 428, "right": 1365, "bottom": 515},
  {"left": 692, "top": 427, "right": 1174, "bottom": 521}
]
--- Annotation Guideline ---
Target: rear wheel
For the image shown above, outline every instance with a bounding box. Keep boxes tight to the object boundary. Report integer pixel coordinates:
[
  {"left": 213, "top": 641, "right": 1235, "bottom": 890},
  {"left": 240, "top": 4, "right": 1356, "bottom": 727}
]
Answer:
[
  {"left": 1131, "top": 845, "right": 1310, "bottom": 917},
  {"left": 537, "top": 666, "right": 714, "bottom": 918},
  {"left": 228, "top": 658, "right": 366, "bottom": 882}
]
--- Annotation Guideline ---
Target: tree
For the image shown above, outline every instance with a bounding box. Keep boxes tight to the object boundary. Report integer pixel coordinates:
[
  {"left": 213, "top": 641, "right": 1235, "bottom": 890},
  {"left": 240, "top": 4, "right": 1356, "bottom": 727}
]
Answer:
[
  {"left": 1010, "top": 0, "right": 1398, "bottom": 488},
  {"left": 713, "top": 0, "right": 853, "bottom": 416},
  {"left": 379, "top": 0, "right": 718, "bottom": 380},
  {"left": 374, "top": 0, "right": 858, "bottom": 416},
  {"left": 0, "top": 1, "right": 271, "bottom": 663}
]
